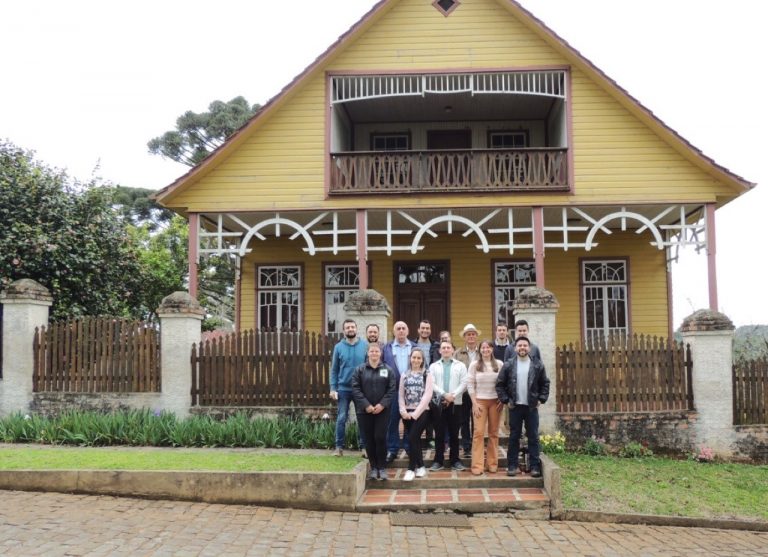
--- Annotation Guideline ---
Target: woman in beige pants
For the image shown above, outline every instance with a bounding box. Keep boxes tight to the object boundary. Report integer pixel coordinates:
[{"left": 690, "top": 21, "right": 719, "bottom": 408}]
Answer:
[{"left": 467, "top": 340, "right": 504, "bottom": 475}]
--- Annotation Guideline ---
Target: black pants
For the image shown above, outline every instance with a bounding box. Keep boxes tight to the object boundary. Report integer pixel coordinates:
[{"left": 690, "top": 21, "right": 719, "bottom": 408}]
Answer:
[
  {"left": 403, "top": 410, "right": 431, "bottom": 471},
  {"left": 358, "top": 410, "right": 390, "bottom": 470},
  {"left": 434, "top": 403, "right": 462, "bottom": 465},
  {"left": 461, "top": 392, "right": 473, "bottom": 450}
]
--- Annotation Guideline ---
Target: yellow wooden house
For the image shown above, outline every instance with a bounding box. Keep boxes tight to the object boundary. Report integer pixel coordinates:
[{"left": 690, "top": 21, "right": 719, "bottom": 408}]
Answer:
[{"left": 154, "top": 0, "right": 752, "bottom": 345}]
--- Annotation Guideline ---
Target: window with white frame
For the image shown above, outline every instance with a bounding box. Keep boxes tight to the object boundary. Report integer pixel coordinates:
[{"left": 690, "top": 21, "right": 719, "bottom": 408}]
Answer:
[
  {"left": 582, "top": 260, "right": 628, "bottom": 340},
  {"left": 371, "top": 133, "right": 410, "bottom": 151},
  {"left": 257, "top": 266, "right": 302, "bottom": 331},
  {"left": 493, "top": 261, "right": 536, "bottom": 326},
  {"left": 488, "top": 131, "right": 528, "bottom": 148},
  {"left": 324, "top": 264, "right": 362, "bottom": 334}
]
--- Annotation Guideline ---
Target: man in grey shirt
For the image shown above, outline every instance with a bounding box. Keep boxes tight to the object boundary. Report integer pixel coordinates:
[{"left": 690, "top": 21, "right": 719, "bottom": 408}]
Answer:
[{"left": 496, "top": 336, "right": 550, "bottom": 478}]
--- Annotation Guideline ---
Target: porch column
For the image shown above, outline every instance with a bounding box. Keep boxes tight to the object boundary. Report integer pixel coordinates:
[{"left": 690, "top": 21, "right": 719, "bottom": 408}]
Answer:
[
  {"left": 705, "top": 203, "right": 718, "bottom": 310},
  {"left": 157, "top": 292, "right": 205, "bottom": 418},
  {"left": 532, "top": 207, "right": 546, "bottom": 288},
  {"left": 234, "top": 257, "right": 242, "bottom": 332},
  {"left": 0, "top": 279, "right": 52, "bottom": 416},
  {"left": 513, "top": 287, "right": 559, "bottom": 433},
  {"left": 356, "top": 209, "right": 369, "bottom": 289},
  {"left": 680, "top": 309, "right": 734, "bottom": 456},
  {"left": 188, "top": 213, "right": 200, "bottom": 298}
]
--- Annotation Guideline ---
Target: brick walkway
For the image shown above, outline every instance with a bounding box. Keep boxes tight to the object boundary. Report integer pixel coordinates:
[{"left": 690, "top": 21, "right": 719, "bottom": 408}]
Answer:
[{"left": 1, "top": 490, "right": 766, "bottom": 556}]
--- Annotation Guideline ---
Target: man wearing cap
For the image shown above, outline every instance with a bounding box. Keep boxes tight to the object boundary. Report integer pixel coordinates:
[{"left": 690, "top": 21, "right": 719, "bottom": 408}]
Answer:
[{"left": 455, "top": 323, "right": 480, "bottom": 458}]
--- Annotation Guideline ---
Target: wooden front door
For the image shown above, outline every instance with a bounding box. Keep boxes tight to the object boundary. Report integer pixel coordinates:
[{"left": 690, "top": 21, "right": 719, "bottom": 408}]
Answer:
[{"left": 394, "top": 262, "right": 450, "bottom": 338}]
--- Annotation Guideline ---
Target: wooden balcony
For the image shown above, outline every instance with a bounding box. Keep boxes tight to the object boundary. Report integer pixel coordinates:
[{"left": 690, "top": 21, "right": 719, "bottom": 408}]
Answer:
[{"left": 329, "top": 148, "right": 569, "bottom": 195}]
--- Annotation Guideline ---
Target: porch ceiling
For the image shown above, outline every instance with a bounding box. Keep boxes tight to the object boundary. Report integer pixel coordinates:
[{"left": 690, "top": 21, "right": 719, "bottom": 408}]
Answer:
[{"left": 343, "top": 91, "right": 555, "bottom": 123}]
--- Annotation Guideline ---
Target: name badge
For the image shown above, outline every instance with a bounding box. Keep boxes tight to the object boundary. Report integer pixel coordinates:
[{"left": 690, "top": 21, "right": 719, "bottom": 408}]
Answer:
[{"left": 379, "top": 368, "right": 388, "bottom": 378}]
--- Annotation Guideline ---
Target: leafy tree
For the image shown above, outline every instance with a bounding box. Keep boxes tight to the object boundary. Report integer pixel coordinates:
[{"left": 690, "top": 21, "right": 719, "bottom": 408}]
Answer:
[
  {"left": 129, "top": 215, "right": 188, "bottom": 322},
  {"left": 147, "top": 96, "right": 260, "bottom": 166},
  {"left": 113, "top": 186, "right": 175, "bottom": 231},
  {"left": 0, "top": 140, "right": 143, "bottom": 319}
]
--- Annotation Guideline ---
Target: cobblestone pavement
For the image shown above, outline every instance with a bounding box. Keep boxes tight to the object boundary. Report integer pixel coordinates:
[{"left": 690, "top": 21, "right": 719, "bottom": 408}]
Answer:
[{"left": 1, "top": 490, "right": 766, "bottom": 557}]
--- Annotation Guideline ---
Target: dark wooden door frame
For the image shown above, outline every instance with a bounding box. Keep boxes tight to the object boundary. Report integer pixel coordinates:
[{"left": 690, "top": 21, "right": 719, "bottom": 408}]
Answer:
[{"left": 392, "top": 260, "right": 451, "bottom": 338}]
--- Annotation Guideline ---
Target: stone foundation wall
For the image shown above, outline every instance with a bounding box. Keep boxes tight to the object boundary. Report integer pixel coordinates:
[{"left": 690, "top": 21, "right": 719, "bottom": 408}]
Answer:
[
  {"left": 190, "top": 406, "right": 335, "bottom": 420},
  {"left": 30, "top": 392, "right": 162, "bottom": 418},
  {"left": 733, "top": 425, "right": 768, "bottom": 463},
  {"left": 557, "top": 411, "right": 698, "bottom": 454}
]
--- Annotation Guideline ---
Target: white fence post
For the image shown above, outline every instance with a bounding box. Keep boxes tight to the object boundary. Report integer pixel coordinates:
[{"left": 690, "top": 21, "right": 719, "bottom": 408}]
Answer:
[
  {"left": 680, "top": 309, "right": 735, "bottom": 457},
  {"left": 513, "top": 287, "right": 560, "bottom": 434},
  {"left": 157, "top": 292, "right": 204, "bottom": 418},
  {"left": 0, "top": 279, "right": 52, "bottom": 416}
]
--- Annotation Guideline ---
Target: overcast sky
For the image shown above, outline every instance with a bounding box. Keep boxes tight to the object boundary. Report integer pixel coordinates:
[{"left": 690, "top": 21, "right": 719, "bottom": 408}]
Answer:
[{"left": 1, "top": 0, "right": 765, "bottom": 328}]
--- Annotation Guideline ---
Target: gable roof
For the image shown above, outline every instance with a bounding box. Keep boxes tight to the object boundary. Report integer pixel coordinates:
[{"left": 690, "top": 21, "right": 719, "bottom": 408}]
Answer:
[{"left": 153, "top": 0, "right": 754, "bottom": 206}]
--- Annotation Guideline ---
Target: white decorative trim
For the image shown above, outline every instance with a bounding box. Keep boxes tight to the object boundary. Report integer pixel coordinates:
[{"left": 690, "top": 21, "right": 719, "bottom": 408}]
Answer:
[
  {"left": 194, "top": 204, "right": 708, "bottom": 262},
  {"left": 331, "top": 71, "right": 566, "bottom": 104}
]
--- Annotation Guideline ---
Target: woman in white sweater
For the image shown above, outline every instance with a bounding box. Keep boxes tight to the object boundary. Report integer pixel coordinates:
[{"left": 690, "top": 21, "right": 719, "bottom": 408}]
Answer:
[{"left": 467, "top": 340, "right": 504, "bottom": 475}]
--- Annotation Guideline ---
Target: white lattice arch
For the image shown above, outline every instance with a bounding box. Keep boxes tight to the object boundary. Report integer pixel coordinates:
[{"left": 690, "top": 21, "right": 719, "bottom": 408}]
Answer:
[
  {"left": 238, "top": 218, "right": 316, "bottom": 256},
  {"left": 584, "top": 211, "right": 665, "bottom": 251},
  {"left": 410, "top": 215, "right": 490, "bottom": 254}
]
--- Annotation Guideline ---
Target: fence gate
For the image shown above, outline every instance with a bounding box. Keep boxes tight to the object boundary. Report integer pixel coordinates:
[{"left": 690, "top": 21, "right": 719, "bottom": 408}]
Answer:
[
  {"left": 191, "top": 329, "right": 334, "bottom": 406},
  {"left": 556, "top": 333, "right": 693, "bottom": 413}
]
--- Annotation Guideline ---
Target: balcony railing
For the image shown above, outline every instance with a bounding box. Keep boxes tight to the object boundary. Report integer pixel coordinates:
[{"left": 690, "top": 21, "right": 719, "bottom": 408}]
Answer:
[{"left": 329, "top": 148, "right": 569, "bottom": 194}]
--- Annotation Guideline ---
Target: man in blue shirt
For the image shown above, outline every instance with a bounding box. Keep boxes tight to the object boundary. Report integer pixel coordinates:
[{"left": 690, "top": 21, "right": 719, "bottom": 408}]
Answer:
[
  {"left": 330, "top": 319, "right": 368, "bottom": 456},
  {"left": 382, "top": 320, "right": 416, "bottom": 463}
]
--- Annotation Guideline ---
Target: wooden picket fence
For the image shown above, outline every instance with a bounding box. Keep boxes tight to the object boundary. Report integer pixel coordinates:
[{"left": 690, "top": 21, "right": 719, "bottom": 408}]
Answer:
[
  {"left": 191, "top": 329, "right": 334, "bottom": 406},
  {"left": 557, "top": 333, "right": 693, "bottom": 413},
  {"left": 33, "top": 317, "right": 161, "bottom": 392},
  {"left": 733, "top": 356, "right": 767, "bottom": 425}
]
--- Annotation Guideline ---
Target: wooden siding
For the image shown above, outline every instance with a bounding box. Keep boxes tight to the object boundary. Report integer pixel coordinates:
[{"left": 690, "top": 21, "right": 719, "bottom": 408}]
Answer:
[
  {"left": 239, "top": 229, "right": 668, "bottom": 345},
  {"left": 164, "top": 0, "right": 737, "bottom": 212}
]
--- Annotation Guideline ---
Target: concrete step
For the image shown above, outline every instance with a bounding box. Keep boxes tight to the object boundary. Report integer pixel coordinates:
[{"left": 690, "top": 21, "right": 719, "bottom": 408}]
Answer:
[{"left": 385, "top": 446, "right": 525, "bottom": 470}]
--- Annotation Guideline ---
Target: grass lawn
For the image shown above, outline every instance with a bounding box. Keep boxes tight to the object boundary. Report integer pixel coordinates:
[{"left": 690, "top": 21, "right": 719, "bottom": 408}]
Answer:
[
  {"left": 551, "top": 453, "right": 768, "bottom": 521},
  {"left": 0, "top": 446, "right": 361, "bottom": 473}
]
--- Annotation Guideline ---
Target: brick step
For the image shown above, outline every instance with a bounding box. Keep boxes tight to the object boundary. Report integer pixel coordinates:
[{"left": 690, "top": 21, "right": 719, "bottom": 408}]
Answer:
[
  {"left": 366, "top": 467, "right": 543, "bottom": 490},
  {"left": 357, "top": 486, "right": 549, "bottom": 513}
]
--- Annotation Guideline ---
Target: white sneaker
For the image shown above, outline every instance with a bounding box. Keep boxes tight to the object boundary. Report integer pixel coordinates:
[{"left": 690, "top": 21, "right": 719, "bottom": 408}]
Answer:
[
  {"left": 403, "top": 470, "right": 416, "bottom": 482},
  {"left": 415, "top": 466, "right": 426, "bottom": 478}
]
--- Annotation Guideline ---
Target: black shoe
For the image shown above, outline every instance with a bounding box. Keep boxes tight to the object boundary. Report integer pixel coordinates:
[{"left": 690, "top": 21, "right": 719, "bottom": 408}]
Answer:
[
  {"left": 386, "top": 452, "right": 396, "bottom": 464},
  {"left": 530, "top": 467, "right": 542, "bottom": 478},
  {"left": 430, "top": 462, "right": 444, "bottom": 471},
  {"left": 452, "top": 461, "right": 467, "bottom": 471},
  {"left": 506, "top": 468, "right": 519, "bottom": 477}
]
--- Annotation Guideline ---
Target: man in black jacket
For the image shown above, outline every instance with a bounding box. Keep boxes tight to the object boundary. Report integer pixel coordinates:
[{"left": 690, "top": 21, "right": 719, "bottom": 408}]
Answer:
[{"left": 496, "top": 336, "right": 550, "bottom": 478}]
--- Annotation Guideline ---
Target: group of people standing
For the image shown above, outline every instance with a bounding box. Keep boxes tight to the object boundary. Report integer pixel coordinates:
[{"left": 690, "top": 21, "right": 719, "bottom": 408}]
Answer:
[{"left": 329, "top": 318, "right": 550, "bottom": 481}]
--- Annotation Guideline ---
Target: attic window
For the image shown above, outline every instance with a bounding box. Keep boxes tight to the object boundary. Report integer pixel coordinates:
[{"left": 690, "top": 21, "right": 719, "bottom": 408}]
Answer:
[{"left": 433, "top": 0, "right": 459, "bottom": 17}]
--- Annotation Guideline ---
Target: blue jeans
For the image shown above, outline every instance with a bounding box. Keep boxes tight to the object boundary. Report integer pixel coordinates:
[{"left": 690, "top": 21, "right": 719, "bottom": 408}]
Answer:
[
  {"left": 386, "top": 396, "right": 410, "bottom": 455},
  {"left": 335, "top": 390, "right": 364, "bottom": 449},
  {"left": 507, "top": 404, "right": 540, "bottom": 470}
]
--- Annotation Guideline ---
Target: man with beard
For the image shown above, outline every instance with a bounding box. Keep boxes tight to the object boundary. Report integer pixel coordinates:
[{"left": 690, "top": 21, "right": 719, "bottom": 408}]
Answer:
[
  {"left": 365, "top": 323, "right": 382, "bottom": 347},
  {"left": 330, "top": 319, "right": 368, "bottom": 456}
]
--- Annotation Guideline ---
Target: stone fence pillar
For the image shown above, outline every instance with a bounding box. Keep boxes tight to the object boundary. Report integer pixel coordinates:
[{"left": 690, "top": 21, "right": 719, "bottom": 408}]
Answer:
[
  {"left": 157, "top": 292, "right": 204, "bottom": 418},
  {"left": 344, "top": 289, "right": 391, "bottom": 344},
  {"left": 513, "top": 287, "right": 560, "bottom": 434},
  {"left": 680, "top": 309, "right": 735, "bottom": 456},
  {"left": 0, "top": 279, "right": 53, "bottom": 416}
]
